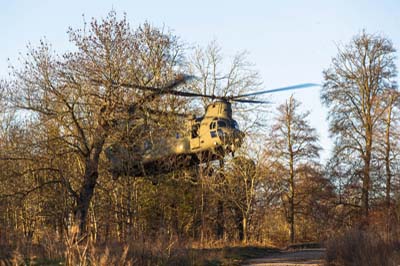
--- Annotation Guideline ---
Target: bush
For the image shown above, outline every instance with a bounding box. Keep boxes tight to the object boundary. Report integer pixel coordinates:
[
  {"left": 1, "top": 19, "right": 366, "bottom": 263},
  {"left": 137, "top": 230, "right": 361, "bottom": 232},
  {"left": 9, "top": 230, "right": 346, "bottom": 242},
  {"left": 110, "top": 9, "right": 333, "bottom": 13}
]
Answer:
[{"left": 325, "top": 229, "right": 400, "bottom": 266}]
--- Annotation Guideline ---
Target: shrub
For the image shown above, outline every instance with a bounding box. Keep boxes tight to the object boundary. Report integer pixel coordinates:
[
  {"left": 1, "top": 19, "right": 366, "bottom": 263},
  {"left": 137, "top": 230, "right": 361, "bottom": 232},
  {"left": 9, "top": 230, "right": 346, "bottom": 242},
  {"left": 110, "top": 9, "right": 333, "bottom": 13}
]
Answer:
[{"left": 325, "top": 229, "right": 399, "bottom": 266}]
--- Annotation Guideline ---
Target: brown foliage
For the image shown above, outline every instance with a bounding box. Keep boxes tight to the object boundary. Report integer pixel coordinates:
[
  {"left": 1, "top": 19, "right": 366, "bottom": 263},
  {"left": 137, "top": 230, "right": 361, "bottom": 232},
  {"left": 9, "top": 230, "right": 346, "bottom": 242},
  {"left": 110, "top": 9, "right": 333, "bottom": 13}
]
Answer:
[{"left": 325, "top": 229, "right": 400, "bottom": 266}]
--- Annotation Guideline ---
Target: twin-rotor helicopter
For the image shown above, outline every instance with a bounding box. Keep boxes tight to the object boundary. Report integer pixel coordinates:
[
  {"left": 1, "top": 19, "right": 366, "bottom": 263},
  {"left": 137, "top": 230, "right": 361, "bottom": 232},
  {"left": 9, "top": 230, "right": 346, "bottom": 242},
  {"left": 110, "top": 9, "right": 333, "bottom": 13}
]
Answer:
[{"left": 104, "top": 76, "right": 318, "bottom": 178}]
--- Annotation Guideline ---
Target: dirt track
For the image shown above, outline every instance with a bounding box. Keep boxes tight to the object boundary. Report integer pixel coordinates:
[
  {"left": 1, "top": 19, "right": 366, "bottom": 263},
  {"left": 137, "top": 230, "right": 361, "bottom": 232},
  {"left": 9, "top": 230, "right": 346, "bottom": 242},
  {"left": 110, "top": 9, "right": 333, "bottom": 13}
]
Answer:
[{"left": 243, "top": 248, "right": 325, "bottom": 266}]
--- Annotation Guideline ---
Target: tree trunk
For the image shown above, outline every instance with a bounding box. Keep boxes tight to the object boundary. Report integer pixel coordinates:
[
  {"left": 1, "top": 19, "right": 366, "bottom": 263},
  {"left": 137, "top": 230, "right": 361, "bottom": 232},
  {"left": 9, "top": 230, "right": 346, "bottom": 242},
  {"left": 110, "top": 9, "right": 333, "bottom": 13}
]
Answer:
[
  {"left": 289, "top": 196, "right": 295, "bottom": 243},
  {"left": 287, "top": 98, "right": 295, "bottom": 244},
  {"left": 216, "top": 159, "right": 225, "bottom": 240},
  {"left": 242, "top": 216, "right": 248, "bottom": 244},
  {"left": 385, "top": 101, "right": 393, "bottom": 240},
  {"left": 216, "top": 200, "right": 224, "bottom": 240},
  {"left": 74, "top": 141, "right": 104, "bottom": 235},
  {"left": 289, "top": 163, "right": 295, "bottom": 243},
  {"left": 199, "top": 164, "right": 205, "bottom": 246},
  {"left": 75, "top": 162, "right": 98, "bottom": 235},
  {"left": 361, "top": 157, "right": 370, "bottom": 220},
  {"left": 236, "top": 212, "right": 244, "bottom": 242},
  {"left": 361, "top": 127, "right": 372, "bottom": 224}
]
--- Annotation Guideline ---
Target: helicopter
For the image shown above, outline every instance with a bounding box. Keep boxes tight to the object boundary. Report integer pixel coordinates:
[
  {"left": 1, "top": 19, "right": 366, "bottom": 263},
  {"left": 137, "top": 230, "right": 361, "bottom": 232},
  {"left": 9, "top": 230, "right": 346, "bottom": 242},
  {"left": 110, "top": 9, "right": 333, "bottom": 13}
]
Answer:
[{"left": 104, "top": 79, "right": 318, "bottom": 178}]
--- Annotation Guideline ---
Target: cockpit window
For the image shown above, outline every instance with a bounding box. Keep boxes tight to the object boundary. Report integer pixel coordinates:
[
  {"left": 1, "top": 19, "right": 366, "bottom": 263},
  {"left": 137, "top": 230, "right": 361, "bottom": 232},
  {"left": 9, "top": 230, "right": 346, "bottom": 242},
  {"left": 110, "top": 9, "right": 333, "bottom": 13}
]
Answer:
[
  {"left": 217, "top": 120, "right": 227, "bottom": 127},
  {"left": 210, "top": 121, "right": 216, "bottom": 130},
  {"left": 231, "top": 120, "right": 239, "bottom": 130}
]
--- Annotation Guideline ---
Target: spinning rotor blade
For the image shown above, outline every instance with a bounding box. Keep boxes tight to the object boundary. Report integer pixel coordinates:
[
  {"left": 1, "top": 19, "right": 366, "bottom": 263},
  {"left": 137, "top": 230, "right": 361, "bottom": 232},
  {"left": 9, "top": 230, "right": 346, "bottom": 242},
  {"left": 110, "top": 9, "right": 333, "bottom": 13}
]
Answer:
[
  {"left": 100, "top": 77, "right": 319, "bottom": 105},
  {"left": 144, "top": 108, "right": 188, "bottom": 117},
  {"left": 232, "top": 83, "right": 320, "bottom": 99},
  {"left": 128, "top": 104, "right": 188, "bottom": 117},
  {"left": 119, "top": 81, "right": 226, "bottom": 101},
  {"left": 92, "top": 74, "right": 196, "bottom": 96},
  {"left": 117, "top": 74, "right": 196, "bottom": 95},
  {"left": 231, "top": 98, "right": 271, "bottom": 104}
]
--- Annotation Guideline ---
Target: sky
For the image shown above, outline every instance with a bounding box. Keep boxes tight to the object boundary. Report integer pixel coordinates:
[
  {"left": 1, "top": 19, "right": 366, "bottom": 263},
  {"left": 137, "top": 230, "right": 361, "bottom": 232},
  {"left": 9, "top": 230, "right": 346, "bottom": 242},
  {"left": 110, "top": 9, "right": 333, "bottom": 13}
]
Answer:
[{"left": 1, "top": 0, "right": 400, "bottom": 161}]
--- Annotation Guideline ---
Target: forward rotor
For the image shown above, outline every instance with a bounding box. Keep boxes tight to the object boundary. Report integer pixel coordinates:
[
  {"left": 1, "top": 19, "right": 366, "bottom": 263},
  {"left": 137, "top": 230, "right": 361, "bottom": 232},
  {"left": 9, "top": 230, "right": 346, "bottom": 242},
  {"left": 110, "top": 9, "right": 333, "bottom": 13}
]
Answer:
[{"left": 98, "top": 76, "right": 319, "bottom": 104}]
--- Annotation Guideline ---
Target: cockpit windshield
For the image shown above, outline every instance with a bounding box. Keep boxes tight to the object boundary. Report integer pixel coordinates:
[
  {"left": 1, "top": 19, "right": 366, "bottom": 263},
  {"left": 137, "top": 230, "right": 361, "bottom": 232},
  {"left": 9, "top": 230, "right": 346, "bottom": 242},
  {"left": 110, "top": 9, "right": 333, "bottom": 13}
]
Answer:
[
  {"left": 211, "top": 118, "right": 239, "bottom": 130},
  {"left": 217, "top": 120, "right": 227, "bottom": 128}
]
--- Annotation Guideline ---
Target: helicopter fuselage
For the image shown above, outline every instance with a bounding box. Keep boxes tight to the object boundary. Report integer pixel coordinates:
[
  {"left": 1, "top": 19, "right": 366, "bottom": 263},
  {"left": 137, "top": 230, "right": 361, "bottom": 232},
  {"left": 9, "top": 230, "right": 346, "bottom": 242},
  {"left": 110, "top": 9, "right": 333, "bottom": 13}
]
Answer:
[{"left": 105, "top": 101, "right": 244, "bottom": 177}]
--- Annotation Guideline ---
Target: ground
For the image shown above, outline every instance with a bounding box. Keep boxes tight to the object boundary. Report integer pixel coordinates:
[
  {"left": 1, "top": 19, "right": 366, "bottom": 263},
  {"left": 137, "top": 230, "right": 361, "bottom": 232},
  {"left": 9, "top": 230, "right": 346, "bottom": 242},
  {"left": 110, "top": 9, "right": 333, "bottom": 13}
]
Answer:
[{"left": 243, "top": 248, "right": 326, "bottom": 266}]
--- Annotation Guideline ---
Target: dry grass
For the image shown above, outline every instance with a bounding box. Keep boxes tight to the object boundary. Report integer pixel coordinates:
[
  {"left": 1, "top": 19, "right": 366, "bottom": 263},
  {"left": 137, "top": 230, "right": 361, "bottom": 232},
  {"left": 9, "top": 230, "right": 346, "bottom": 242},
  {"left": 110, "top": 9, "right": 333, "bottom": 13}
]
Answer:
[
  {"left": 325, "top": 229, "right": 400, "bottom": 266},
  {"left": 64, "top": 225, "right": 134, "bottom": 266},
  {"left": 1, "top": 226, "right": 278, "bottom": 266}
]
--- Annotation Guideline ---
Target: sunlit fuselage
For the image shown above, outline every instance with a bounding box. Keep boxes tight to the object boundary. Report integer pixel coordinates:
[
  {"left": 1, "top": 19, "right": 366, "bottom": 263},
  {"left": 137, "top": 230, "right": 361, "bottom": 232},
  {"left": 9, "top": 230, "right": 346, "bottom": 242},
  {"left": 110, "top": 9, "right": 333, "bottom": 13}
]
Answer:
[{"left": 105, "top": 101, "right": 244, "bottom": 177}]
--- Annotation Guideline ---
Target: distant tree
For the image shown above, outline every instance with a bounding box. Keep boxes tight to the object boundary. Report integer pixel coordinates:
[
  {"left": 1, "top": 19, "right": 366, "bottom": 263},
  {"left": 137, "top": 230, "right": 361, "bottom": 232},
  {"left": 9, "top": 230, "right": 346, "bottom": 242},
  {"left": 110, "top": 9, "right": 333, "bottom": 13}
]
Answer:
[
  {"left": 0, "top": 81, "right": 4, "bottom": 114},
  {"left": 374, "top": 90, "right": 400, "bottom": 239},
  {"left": 324, "top": 147, "right": 363, "bottom": 229},
  {"left": 186, "top": 40, "right": 261, "bottom": 111},
  {"left": 294, "top": 163, "right": 335, "bottom": 241},
  {"left": 8, "top": 11, "right": 187, "bottom": 234},
  {"left": 267, "top": 96, "right": 320, "bottom": 243},
  {"left": 221, "top": 156, "right": 258, "bottom": 243},
  {"left": 322, "top": 31, "right": 397, "bottom": 221},
  {"left": 185, "top": 41, "right": 263, "bottom": 243},
  {"left": 382, "top": 93, "right": 399, "bottom": 204}
]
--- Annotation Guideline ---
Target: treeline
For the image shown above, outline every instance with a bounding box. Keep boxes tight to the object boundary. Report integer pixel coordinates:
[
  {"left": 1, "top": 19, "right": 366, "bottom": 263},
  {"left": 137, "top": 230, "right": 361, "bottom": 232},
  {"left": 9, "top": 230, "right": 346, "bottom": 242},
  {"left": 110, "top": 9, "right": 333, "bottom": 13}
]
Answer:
[{"left": 0, "top": 11, "right": 399, "bottom": 265}]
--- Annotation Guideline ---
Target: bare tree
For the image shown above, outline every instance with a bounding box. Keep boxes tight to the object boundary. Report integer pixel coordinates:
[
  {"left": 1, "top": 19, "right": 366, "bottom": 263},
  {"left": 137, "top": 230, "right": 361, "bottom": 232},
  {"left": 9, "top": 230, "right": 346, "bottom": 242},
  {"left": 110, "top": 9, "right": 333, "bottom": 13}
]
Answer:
[
  {"left": 186, "top": 40, "right": 261, "bottom": 110},
  {"left": 8, "top": 11, "right": 187, "bottom": 234},
  {"left": 374, "top": 90, "right": 400, "bottom": 239},
  {"left": 322, "top": 31, "right": 397, "bottom": 221},
  {"left": 219, "top": 155, "right": 259, "bottom": 243},
  {"left": 0, "top": 81, "right": 4, "bottom": 114},
  {"left": 185, "top": 41, "right": 264, "bottom": 242},
  {"left": 267, "top": 96, "right": 320, "bottom": 243},
  {"left": 186, "top": 41, "right": 268, "bottom": 139}
]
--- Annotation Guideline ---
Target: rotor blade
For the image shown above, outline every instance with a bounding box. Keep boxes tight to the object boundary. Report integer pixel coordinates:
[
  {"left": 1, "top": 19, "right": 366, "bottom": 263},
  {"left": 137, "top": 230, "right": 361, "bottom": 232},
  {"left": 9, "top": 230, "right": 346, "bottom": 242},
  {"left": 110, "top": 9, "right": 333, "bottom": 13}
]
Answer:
[
  {"left": 231, "top": 98, "right": 271, "bottom": 104},
  {"left": 92, "top": 74, "right": 197, "bottom": 96},
  {"left": 144, "top": 108, "right": 188, "bottom": 117},
  {"left": 232, "top": 83, "right": 320, "bottom": 99},
  {"left": 117, "top": 81, "right": 221, "bottom": 99},
  {"left": 132, "top": 85, "right": 225, "bottom": 100},
  {"left": 118, "top": 75, "right": 191, "bottom": 94},
  {"left": 128, "top": 104, "right": 188, "bottom": 117}
]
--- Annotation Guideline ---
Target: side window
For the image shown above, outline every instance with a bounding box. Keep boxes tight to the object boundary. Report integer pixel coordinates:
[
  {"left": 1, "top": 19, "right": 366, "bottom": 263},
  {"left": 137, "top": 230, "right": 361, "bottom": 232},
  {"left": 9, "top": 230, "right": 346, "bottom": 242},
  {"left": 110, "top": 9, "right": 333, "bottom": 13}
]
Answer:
[
  {"left": 231, "top": 120, "right": 239, "bottom": 130},
  {"left": 210, "top": 121, "right": 217, "bottom": 138},
  {"left": 191, "top": 124, "right": 199, "bottom": 138},
  {"left": 210, "top": 121, "right": 216, "bottom": 130}
]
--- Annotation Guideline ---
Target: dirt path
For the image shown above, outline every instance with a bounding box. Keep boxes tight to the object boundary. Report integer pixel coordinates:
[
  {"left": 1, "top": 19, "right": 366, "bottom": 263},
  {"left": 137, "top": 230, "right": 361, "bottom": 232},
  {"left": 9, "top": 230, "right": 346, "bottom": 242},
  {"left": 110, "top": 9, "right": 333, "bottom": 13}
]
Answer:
[{"left": 243, "top": 248, "right": 325, "bottom": 266}]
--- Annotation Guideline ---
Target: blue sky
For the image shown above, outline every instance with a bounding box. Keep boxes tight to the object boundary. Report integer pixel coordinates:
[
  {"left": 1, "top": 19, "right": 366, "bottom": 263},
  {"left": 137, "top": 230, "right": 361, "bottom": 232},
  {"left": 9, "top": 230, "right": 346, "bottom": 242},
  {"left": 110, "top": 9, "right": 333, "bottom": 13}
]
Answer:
[{"left": 1, "top": 0, "right": 400, "bottom": 160}]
